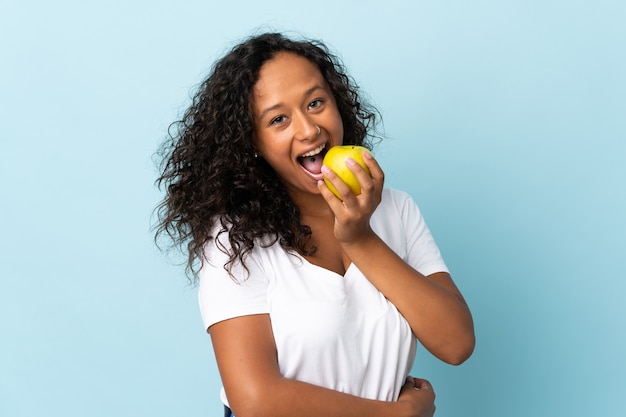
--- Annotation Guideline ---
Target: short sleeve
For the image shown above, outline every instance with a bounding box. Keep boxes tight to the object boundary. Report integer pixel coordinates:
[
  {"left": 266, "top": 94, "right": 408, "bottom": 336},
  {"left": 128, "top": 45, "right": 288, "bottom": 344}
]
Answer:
[
  {"left": 198, "top": 232, "right": 270, "bottom": 331},
  {"left": 393, "top": 189, "right": 449, "bottom": 276}
]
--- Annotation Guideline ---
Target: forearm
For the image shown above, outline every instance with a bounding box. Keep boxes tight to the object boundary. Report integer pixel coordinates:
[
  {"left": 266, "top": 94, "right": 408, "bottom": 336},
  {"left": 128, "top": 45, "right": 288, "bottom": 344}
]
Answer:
[
  {"left": 342, "top": 231, "right": 475, "bottom": 364},
  {"left": 211, "top": 315, "right": 422, "bottom": 417},
  {"left": 230, "top": 376, "right": 405, "bottom": 417}
]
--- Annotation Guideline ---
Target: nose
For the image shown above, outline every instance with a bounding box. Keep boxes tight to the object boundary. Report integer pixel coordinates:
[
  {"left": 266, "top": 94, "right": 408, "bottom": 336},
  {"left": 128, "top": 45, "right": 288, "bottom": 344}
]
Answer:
[{"left": 293, "top": 113, "right": 319, "bottom": 141}]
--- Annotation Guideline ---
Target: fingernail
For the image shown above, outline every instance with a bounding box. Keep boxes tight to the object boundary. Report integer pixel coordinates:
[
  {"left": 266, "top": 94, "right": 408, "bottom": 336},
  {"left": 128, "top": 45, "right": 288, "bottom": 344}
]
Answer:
[
  {"left": 345, "top": 158, "right": 356, "bottom": 166},
  {"left": 321, "top": 165, "right": 331, "bottom": 174}
]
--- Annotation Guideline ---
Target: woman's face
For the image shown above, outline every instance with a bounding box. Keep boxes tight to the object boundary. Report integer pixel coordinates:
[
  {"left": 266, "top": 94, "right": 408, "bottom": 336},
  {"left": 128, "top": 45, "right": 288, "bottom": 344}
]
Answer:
[{"left": 251, "top": 52, "right": 344, "bottom": 198}]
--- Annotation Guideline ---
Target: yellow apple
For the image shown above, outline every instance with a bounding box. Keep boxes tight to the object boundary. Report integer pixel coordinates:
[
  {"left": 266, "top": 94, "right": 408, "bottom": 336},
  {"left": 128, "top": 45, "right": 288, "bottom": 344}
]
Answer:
[{"left": 322, "top": 145, "right": 372, "bottom": 200}]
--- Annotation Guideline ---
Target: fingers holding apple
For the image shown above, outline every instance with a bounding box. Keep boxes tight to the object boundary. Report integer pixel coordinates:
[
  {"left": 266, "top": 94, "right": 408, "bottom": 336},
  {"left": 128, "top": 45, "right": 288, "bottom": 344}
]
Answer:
[
  {"left": 318, "top": 145, "right": 384, "bottom": 243},
  {"left": 360, "top": 150, "right": 384, "bottom": 190},
  {"left": 321, "top": 145, "right": 383, "bottom": 201}
]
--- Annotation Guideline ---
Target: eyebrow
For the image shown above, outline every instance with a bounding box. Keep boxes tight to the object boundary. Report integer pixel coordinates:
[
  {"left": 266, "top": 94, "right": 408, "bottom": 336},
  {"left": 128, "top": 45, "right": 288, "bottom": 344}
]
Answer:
[{"left": 257, "top": 85, "right": 326, "bottom": 121}]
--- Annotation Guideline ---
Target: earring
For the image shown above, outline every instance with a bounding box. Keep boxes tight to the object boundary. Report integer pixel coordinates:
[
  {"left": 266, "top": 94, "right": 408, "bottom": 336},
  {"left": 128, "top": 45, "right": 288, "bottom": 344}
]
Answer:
[
  {"left": 254, "top": 152, "right": 258, "bottom": 158},
  {"left": 316, "top": 126, "right": 321, "bottom": 136}
]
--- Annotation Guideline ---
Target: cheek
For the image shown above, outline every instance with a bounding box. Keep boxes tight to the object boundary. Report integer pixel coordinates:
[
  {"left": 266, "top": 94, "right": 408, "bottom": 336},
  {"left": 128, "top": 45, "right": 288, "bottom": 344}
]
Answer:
[
  {"left": 333, "top": 112, "right": 344, "bottom": 143},
  {"left": 255, "top": 133, "right": 292, "bottom": 166},
  {"left": 326, "top": 100, "right": 343, "bottom": 137},
  {"left": 253, "top": 131, "right": 277, "bottom": 158}
]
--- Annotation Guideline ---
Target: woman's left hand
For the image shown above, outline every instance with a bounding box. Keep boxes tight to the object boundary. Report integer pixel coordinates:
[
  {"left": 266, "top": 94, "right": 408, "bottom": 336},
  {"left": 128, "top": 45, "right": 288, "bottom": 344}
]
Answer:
[{"left": 318, "top": 150, "right": 384, "bottom": 244}]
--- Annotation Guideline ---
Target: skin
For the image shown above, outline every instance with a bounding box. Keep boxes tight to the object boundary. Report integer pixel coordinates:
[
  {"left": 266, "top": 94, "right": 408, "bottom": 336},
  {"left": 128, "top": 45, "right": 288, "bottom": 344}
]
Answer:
[
  {"left": 252, "top": 52, "right": 344, "bottom": 196},
  {"left": 209, "top": 52, "right": 475, "bottom": 417}
]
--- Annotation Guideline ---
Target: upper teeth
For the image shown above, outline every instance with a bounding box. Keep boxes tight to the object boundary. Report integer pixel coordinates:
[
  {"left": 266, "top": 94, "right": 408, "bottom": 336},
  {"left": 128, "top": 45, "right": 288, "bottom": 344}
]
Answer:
[{"left": 300, "top": 144, "right": 325, "bottom": 158}]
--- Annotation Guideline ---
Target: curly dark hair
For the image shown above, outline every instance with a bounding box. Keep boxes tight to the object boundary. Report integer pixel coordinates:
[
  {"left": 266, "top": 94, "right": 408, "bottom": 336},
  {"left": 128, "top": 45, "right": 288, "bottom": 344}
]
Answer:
[{"left": 154, "top": 32, "right": 380, "bottom": 281}]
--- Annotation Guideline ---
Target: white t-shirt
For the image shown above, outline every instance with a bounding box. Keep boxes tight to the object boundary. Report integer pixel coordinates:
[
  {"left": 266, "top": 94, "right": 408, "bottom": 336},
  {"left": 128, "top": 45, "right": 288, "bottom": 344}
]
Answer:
[{"left": 198, "top": 188, "right": 448, "bottom": 405}]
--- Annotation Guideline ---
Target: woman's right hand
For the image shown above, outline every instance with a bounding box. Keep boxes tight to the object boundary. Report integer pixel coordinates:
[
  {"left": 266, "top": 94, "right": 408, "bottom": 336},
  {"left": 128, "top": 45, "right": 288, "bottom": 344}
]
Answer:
[{"left": 397, "top": 376, "right": 436, "bottom": 417}]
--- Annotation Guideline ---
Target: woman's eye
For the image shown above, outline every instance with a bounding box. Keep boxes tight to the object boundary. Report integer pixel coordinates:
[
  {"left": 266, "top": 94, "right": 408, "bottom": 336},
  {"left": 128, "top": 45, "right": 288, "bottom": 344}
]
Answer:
[
  {"left": 270, "top": 116, "right": 286, "bottom": 125},
  {"left": 309, "top": 99, "right": 324, "bottom": 109}
]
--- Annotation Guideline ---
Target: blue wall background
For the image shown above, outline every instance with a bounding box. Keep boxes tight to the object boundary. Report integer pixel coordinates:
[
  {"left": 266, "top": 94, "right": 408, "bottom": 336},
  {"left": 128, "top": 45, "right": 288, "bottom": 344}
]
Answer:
[{"left": 2, "top": 1, "right": 624, "bottom": 416}]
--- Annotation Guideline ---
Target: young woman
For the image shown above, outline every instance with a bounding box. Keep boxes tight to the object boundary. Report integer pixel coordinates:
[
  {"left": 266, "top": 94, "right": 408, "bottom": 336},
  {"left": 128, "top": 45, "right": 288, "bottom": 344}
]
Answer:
[{"left": 155, "top": 32, "right": 475, "bottom": 417}]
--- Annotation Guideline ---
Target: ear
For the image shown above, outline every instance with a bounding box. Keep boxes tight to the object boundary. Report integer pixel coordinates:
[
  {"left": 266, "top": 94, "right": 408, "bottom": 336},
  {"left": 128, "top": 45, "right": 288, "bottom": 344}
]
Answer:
[{"left": 251, "top": 133, "right": 263, "bottom": 158}]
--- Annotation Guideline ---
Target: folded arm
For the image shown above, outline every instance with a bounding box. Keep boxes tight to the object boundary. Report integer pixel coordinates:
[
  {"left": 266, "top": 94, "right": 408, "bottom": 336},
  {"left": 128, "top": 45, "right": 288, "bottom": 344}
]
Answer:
[
  {"left": 209, "top": 314, "right": 435, "bottom": 417},
  {"left": 344, "top": 237, "right": 475, "bottom": 365}
]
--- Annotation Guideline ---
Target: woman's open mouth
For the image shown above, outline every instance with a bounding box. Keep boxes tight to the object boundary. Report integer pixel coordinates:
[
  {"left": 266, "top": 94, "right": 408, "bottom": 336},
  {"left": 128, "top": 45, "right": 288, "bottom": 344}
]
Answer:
[{"left": 297, "top": 143, "right": 327, "bottom": 177}]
